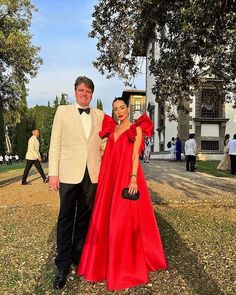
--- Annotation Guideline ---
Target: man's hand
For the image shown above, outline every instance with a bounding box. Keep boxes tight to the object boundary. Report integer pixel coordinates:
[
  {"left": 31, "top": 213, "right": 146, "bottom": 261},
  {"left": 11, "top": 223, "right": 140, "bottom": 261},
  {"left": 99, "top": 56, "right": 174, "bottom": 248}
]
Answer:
[{"left": 49, "top": 176, "right": 60, "bottom": 191}]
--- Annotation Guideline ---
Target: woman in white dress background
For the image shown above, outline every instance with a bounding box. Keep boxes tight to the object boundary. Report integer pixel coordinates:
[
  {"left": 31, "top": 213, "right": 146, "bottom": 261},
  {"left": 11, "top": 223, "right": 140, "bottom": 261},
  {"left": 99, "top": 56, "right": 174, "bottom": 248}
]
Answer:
[{"left": 217, "top": 134, "right": 230, "bottom": 170}]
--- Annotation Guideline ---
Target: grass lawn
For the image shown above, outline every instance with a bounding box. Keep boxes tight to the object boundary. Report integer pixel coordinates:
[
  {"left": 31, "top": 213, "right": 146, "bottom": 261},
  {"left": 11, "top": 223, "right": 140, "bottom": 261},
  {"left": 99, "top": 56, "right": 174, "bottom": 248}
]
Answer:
[
  {"left": 0, "top": 204, "right": 235, "bottom": 295},
  {"left": 0, "top": 162, "right": 25, "bottom": 174},
  {"left": 196, "top": 160, "right": 234, "bottom": 177}
]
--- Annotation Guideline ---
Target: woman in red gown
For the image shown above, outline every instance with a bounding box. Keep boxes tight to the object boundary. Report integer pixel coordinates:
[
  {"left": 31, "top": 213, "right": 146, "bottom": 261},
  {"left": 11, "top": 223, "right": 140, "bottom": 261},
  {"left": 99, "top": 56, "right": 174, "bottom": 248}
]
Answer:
[{"left": 77, "top": 97, "right": 167, "bottom": 290}]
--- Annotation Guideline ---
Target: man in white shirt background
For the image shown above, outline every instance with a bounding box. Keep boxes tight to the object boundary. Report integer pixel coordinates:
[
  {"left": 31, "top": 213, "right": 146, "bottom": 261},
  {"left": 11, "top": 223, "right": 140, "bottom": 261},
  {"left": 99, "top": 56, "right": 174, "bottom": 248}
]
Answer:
[
  {"left": 185, "top": 134, "right": 198, "bottom": 172},
  {"left": 227, "top": 134, "right": 236, "bottom": 175},
  {"left": 21, "top": 129, "right": 48, "bottom": 185}
]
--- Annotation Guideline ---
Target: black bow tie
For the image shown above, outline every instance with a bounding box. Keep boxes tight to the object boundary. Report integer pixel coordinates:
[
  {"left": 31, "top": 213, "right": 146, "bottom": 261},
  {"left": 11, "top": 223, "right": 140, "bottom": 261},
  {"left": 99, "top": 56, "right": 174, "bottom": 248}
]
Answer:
[{"left": 78, "top": 107, "right": 90, "bottom": 115}]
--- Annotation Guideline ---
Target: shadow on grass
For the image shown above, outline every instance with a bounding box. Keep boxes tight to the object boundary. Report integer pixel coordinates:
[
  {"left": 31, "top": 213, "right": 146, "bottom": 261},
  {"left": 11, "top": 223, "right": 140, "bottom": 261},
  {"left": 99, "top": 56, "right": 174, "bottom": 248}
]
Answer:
[
  {"left": 30, "top": 225, "right": 58, "bottom": 295},
  {"left": 143, "top": 161, "right": 236, "bottom": 201},
  {"left": 155, "top": 211, "right": 224, "bottom": 295},
  {"left": 0, "top": 170, "right": 41, "bottom": 187},
  {"left": 30, "top": 225, "right": 88, "bottom": 295},
  {"left": 0, "top": 163, "right": 48, "bottom": 187}
]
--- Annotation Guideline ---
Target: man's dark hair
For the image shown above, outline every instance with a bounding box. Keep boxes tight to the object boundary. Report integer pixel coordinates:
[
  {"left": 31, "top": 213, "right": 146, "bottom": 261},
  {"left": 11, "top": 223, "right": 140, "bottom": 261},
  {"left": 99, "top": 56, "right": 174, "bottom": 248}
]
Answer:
[
  {"left": 224, "top": 134, "right": 230, "bottom": 145},
  {"left": 189, "top": 134, "right": 194, "bottom": 139},
  {"left": 112, "top": 96, "right": 129, "bottom": 107},
  {"left": 233, "top": 134, "right": 236, "bottom": 139},
  {"left": 74, "top": 76, "right": 95, "bottom": 92}
]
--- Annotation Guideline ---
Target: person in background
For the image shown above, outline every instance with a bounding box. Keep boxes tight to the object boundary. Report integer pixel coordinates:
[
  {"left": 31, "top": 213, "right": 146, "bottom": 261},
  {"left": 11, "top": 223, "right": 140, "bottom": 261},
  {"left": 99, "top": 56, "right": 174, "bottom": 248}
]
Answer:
[
  {"left": 170, "top": 137, "right": 176, "bottom": 161},
  {"left": 8, "top": 154, "right": 12, "bottom": 165},
  {"left": 0, "top": 155, "right": 3, "bottom": 165},
  {"left": 185, "top": 134, "right": 197, "bottom": 172},
  {"left": 21, "top": 129, "right": 48, "bottom": 185},
  {"left": 175, "top": 137, "right": 182, "bottom": 161},
  {"left": 15, "top": 154, "right": 19, "bottom": 163},
  {"left": 227, "top": 134, "right": 236, "bottom": 175},
  {"left": 217, "top": 134, "right": 230, "bottom": 170},
  {"left": 4, "top": 154, "right": 9, "bottom": 165},
  {"left": 144, "top": 136, "right": 152, "bottom": 163}
]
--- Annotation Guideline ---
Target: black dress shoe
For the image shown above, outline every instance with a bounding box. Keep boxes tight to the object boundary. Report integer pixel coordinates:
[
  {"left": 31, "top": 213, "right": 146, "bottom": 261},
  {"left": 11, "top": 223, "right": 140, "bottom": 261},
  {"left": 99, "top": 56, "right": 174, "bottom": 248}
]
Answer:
[
  {"left": 22, "top": 182, "right": 30, "bottom": 185},
  {"left": 53, "top": 271, "right": 69, "bottom": 290},
  {"left": 43, "top": 178, "right": 49, "bottom": 183}
]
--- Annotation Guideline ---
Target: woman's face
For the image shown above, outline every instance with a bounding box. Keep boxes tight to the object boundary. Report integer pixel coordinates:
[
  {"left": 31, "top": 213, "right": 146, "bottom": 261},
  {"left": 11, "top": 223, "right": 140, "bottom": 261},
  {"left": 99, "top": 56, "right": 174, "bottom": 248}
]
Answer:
[{"left": 112, "top": 100, "right": 129, "bottom": 122}]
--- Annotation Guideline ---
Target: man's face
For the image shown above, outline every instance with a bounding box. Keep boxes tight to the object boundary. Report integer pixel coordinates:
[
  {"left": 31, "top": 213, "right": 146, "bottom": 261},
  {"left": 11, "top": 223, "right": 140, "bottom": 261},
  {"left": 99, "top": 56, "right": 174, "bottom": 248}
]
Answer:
[
  {"left": 33, "top": 130, "right": 39, "bottom": 138},
  {"left": 75, "top": 83, "right": 93, "bottom": 107}
]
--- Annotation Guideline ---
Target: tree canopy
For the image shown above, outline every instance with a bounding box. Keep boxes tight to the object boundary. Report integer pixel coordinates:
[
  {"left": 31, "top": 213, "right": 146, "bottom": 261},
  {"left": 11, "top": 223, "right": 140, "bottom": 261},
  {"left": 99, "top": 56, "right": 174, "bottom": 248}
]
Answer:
[
  {"left": 89, "top": 0, "right": 236, "bottom": 112},
  {"left": 0, "top": 0, "right": 42, "bottom": 110},
  {"left": 96, "top": 98, "right": 103, "bottom": 110},
  {"left": 0, "top": 0, "right": 42, "bottom": 153},
  {"left": 27, "top": 105, "right": 55, "bottom": 154}
]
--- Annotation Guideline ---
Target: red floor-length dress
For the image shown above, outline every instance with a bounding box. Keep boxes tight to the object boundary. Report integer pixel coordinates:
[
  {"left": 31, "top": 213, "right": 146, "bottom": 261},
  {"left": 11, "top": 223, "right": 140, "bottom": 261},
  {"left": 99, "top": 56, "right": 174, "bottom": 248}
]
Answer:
[{"left": 77, "top": 114, "right": 167, "bottom": 290}]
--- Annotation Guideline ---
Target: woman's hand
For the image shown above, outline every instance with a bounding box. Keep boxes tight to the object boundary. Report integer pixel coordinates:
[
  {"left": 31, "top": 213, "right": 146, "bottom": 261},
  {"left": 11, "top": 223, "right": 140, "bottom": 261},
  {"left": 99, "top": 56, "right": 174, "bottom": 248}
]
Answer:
[{"left": 128, "top": 176, "right": 138, "bottom": 195}]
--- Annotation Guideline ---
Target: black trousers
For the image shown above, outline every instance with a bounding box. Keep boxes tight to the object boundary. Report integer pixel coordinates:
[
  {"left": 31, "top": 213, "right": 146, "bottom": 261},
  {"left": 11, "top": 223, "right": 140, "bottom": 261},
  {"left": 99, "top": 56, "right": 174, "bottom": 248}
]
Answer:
[
  {"left": 186, "top": 155, "right": 196, "bottom": 172},
  {"left": 55, "top": 167, "right": 97, "bottom": 272},
  {"left": 22, "top": 159, "right": 46, "bottom": 184},
  {"left": 230, "top": 155, "right": 236, "bottom": 174}
]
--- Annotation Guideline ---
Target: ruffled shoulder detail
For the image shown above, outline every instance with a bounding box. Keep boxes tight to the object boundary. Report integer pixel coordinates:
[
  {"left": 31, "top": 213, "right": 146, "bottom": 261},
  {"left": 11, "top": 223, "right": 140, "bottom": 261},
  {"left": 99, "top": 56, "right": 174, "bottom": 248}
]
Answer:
[
  {"left": 127, "top": 114, "right": 153, "bottom": 142},
  {"left": 99, "top": 114, "right": 117, "bottom": 138},
  {"left": 135, "top": 113, "right": 154, "bottom": 136}
]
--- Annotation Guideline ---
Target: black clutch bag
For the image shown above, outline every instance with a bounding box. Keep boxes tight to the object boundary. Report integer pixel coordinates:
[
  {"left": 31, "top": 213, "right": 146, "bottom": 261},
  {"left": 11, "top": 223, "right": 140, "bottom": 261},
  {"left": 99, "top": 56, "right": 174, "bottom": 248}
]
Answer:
[{"left": 122, "top": 188, "right": 140, "bottom": 200}]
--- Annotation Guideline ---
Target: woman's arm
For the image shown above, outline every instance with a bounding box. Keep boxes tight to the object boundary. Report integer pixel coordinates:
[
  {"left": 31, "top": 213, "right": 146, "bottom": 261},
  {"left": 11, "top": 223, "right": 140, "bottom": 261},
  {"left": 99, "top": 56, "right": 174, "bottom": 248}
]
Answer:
[
  {"left": 128, "top": 126, "right": 142, "bottom": 195},
  {"left": 100, "top": 138, "right": 107, "bottom": 157}
]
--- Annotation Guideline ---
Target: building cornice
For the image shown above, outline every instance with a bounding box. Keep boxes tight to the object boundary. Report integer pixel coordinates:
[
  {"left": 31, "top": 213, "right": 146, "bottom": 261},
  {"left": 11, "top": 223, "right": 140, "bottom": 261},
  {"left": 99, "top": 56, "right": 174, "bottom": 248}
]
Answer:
[{"left": 193, "top": 117, "right": 229, "bottom": 123}]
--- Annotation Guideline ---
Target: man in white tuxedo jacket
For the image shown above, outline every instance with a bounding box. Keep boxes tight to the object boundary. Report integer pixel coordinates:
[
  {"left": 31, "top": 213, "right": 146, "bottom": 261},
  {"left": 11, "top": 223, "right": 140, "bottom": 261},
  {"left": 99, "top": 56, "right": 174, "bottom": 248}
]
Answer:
[
  {"left": 22, "top": 129, "right": 48, "bottom": 184},
  {"left": 49, "top": 76, "right": 105, "bottom": 290}
]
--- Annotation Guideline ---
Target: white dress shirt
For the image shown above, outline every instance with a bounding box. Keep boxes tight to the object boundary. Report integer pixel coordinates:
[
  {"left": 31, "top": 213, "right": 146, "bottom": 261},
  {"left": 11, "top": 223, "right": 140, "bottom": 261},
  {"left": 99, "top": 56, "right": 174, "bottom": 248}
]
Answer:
[
  {"left": 76, "top": 103, "right": 92, "bottom": 139},
  {"left": 227, "top": 139, "right": 236, "bottom": 155},
  {"left": 185, "top": 138, "right": 197, "bottom": 156}
]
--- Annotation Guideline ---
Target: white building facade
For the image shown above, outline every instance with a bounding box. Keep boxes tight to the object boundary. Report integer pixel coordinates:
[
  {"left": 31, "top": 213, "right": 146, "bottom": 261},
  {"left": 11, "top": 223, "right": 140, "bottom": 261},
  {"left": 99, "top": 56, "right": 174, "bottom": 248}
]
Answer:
[{"left": 144, "top": 40, "right": 236, "bottom": 160}]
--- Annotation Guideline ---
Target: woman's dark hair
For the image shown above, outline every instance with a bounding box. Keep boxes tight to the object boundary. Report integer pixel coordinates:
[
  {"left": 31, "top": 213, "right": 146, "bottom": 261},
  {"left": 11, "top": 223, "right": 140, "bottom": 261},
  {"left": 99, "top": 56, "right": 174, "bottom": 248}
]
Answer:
[
  {"left": 112, "top": 96, "right": 129, "bottom": 107},
  {"left": 224, "top": 134, "right": 230, "bottom": 145}
]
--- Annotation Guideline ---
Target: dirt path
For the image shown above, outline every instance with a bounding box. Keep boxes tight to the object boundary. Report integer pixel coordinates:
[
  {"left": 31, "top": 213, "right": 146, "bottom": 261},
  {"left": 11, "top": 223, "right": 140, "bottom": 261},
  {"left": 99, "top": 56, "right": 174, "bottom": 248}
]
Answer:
[
  {"left": 143, "top": 160, "right": 236, "bottom": 207},
  {"left": 0, "top": 164, "right": 58, "bottom": 208},
  {"left": 1, "top": 161, "right": 235, "bottom": 208}
]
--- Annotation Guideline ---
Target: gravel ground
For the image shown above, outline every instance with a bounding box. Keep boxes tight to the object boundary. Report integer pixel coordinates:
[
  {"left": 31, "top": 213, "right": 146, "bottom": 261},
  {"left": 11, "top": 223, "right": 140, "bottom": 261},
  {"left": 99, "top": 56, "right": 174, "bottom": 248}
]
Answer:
[
  {"left": 143, "top": 160, "right": 236, "bottom": 206},
  {"left": 0, "top": 161, "right": 235, "bottom": 295}
]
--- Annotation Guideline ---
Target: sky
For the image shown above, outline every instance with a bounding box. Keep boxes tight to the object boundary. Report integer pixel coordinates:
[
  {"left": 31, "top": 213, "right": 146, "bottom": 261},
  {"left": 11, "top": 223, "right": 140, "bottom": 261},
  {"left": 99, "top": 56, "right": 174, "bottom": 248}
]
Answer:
[{"left": 28, "top": 0, "right": 145, "bottom": 115}]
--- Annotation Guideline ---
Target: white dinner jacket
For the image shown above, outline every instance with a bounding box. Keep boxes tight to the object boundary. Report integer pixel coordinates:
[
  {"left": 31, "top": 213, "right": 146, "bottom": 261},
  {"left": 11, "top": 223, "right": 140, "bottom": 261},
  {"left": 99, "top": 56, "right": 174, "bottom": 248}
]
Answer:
[
  {"left": 25, "top": 135, "right": 41, "bottom": 160},
  {"left": 48, "top": 104, "right": 104, "bottom": 184}
]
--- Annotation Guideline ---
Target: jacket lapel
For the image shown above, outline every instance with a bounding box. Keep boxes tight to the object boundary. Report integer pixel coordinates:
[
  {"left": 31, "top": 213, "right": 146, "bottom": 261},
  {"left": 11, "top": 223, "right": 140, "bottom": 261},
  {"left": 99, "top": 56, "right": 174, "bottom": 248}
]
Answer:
[{"left": 88, "top": 108, "right": 97, "bottom": 141}]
